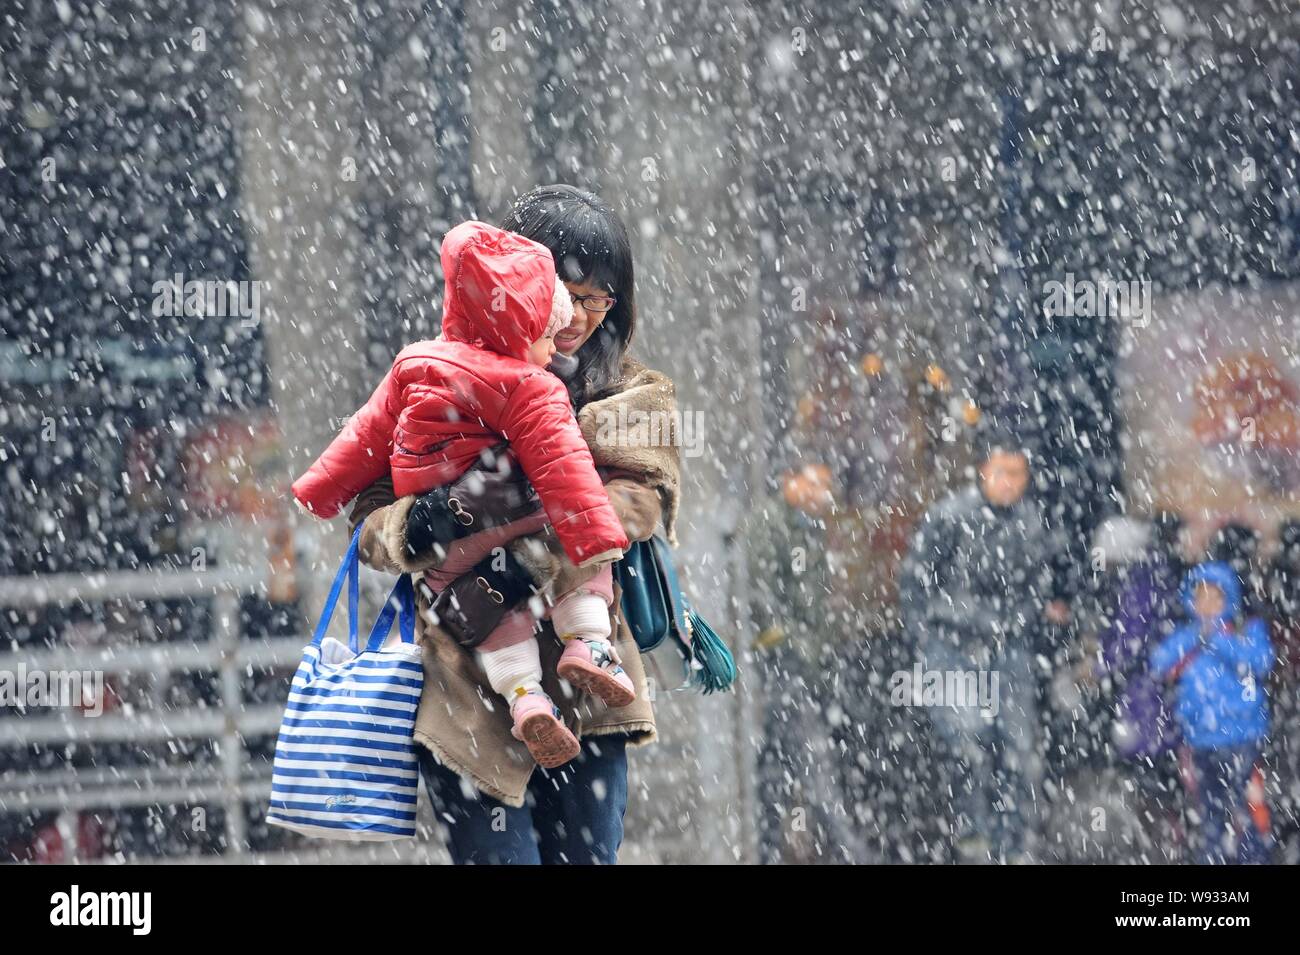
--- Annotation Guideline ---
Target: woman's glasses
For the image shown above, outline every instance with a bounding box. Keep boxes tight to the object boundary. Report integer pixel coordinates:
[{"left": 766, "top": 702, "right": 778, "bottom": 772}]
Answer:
[{"left": 570, "top": 291, "right": 617, "bottom": 314}]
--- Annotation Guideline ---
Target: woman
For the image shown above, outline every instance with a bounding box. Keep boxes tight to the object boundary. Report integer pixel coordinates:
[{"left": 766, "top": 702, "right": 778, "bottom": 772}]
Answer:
[{"left": 346, "top": 185, "right": 681, "bottom": 864}]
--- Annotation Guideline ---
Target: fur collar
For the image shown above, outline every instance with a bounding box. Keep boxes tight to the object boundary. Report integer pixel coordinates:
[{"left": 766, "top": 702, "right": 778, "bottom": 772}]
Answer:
[{"left": 577, "top": 357, "right": 682, "bottom": 543}]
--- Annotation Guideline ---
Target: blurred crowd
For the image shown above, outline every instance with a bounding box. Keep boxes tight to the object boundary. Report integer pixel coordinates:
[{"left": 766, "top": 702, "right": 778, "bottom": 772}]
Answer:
[
  {"left": 751, "top": 428, "right": 1300, "bottom": 864},
  {"left": 738, "top": 290, "right": 1300, "bottom": 864},
  {"left": 1068, "top": 508, "right": 1300, "bottom": 864}
]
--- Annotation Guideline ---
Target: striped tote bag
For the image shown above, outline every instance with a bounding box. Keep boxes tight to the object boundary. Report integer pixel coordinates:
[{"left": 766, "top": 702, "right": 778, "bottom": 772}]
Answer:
[{"left": 268, "top": 527, "right": 423, "bottom": 840}]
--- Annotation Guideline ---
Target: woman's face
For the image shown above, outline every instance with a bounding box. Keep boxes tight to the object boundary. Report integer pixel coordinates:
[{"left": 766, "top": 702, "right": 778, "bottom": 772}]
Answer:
[{"left": 554, "top": 277, "right": 614, "bottom": 356}]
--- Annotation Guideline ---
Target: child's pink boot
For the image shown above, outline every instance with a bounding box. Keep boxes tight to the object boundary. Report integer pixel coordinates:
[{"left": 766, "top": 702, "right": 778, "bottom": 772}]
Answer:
[
  {"left": 510, "top": 691, "right": 580, "bottom": 768},
  {"left": 557, "top": 638, "right": 636, "bottom": 708}
]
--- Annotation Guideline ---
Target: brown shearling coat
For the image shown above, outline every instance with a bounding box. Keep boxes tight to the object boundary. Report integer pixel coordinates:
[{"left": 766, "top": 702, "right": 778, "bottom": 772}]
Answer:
[{"left": 347, "top": 359, "right": 681, "bottom": 807}]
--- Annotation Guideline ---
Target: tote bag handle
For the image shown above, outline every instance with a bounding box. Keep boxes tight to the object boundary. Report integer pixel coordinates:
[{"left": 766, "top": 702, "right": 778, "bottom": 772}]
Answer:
[
  {"left": 363, "top": 573, "right": 418, "bottom": 653},
  {"left": 310, "top": 526, "right": 363, "bottom": 651}
]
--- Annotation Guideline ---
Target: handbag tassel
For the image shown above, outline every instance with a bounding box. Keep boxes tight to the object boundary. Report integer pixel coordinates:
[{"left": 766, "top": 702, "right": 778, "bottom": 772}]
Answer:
[{"left": 685, "top": 608, "right": 736, "bottom": 694}]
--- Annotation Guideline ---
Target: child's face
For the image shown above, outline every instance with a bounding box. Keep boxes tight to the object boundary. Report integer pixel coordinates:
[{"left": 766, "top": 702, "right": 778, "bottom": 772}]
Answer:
[
  {"left": 1193, "top": 582, "right": 1226, "bottom": 620},
  {"left": 527, "top": 334, "right": 557, "bottom": 368}
]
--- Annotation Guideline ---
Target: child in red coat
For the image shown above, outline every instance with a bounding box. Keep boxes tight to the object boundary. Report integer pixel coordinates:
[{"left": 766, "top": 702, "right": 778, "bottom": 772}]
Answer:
[{"left": 293, "top": 221, "right": 633, "bottom": 767}]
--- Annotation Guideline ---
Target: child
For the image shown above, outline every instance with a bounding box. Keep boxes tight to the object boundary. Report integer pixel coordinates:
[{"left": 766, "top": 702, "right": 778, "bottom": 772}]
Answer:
[
  {"left": 292, "top": 220, "right": 633, "bottom": 768},
  {"left": 1150, "top": 561, "right": 1274, "bottom": 863}
]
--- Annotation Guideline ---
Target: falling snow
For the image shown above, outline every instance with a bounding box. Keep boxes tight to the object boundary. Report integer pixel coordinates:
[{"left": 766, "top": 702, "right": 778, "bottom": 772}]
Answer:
[{"left": 2, "top": 1, "right": 1300, "bottom": 865}]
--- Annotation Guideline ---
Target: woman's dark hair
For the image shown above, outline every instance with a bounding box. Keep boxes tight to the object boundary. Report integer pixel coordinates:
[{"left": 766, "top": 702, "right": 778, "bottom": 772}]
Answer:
[{"left": 501, "top": 184, "right": 635, "bottom": 405}]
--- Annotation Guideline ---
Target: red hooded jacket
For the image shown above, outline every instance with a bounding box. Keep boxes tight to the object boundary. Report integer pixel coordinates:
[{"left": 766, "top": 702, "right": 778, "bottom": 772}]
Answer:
[{"left": 291, "top": 221, "right": 628, "bottom": 568}]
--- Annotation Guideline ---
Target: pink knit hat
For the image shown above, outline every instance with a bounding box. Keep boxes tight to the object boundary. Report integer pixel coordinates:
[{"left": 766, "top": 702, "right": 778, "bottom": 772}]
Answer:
[{"left": 542, "top": 276, "right": 574, "bottom": 340}]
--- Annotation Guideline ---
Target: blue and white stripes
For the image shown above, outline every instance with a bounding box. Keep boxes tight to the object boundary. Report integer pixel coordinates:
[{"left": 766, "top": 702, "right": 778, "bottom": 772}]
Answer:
[{"left": 267, "top": 527, "right": 423, "bottom": 841}]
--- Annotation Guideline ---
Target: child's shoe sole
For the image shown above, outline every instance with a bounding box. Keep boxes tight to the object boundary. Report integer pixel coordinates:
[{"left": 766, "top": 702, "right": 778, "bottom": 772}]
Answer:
[
  {"left": 517, "top": 710, "right": 581, "bottom": 768},
  {"left": 557, "top": 657, "right": 636, "bottom": 709}
]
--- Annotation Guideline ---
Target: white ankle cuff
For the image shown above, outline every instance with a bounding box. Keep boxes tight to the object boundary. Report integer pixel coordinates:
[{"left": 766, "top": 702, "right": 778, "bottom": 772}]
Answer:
[
  {"left": 551, "top": 591, "right": 612, "bottom": 642},
  {"left": 476, "top": 639, "right": 543, "bottom": 700}
]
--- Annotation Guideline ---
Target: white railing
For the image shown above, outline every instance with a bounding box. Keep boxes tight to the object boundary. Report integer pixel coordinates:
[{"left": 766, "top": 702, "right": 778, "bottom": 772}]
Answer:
[{"left": 0, "top": 563, "right": 445, "bottom": 862}]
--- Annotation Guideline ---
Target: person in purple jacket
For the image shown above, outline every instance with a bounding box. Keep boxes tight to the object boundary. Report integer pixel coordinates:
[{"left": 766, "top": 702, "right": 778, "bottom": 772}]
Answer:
[
  {"left": 1098, "top": 512, "right": 1185, "bottom": 767},
  {"left": 1151, "top": 561, "right": 1274, "bottom": 864}
]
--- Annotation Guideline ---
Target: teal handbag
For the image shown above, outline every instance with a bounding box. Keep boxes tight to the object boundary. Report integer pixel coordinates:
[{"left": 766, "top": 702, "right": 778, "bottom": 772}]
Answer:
[{"left": 612, "top": 535, "right": 736, "bottom": 694}]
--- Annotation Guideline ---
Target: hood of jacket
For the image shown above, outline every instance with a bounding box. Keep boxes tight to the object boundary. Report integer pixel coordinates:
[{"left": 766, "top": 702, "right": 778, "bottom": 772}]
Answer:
[
  {"left": 1181, "top": 560, "right": 1241, "bottom": 623},
  {"left": 439, "top": 220, "right": 556, "bottom": 362}
]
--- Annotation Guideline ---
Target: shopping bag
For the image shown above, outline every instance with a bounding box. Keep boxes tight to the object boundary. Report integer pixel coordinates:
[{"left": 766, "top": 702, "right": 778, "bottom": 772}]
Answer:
[{"left": 267, "top": 526, "right": 423, "bottom": 840}]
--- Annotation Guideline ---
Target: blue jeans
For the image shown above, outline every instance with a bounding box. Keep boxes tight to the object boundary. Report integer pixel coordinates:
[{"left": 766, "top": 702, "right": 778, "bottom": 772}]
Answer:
[
  {"left": 1191, "top": 743, "right": 1270, "bottom": 865},
  {"left": 419, "top": 735, "right": 629, "bottom": 864}
]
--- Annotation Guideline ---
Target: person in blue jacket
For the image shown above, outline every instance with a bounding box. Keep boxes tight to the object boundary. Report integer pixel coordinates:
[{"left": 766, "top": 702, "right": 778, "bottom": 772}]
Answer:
[{"left": 1151, "top": 560, "right": 1274, "bottom": 864}]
